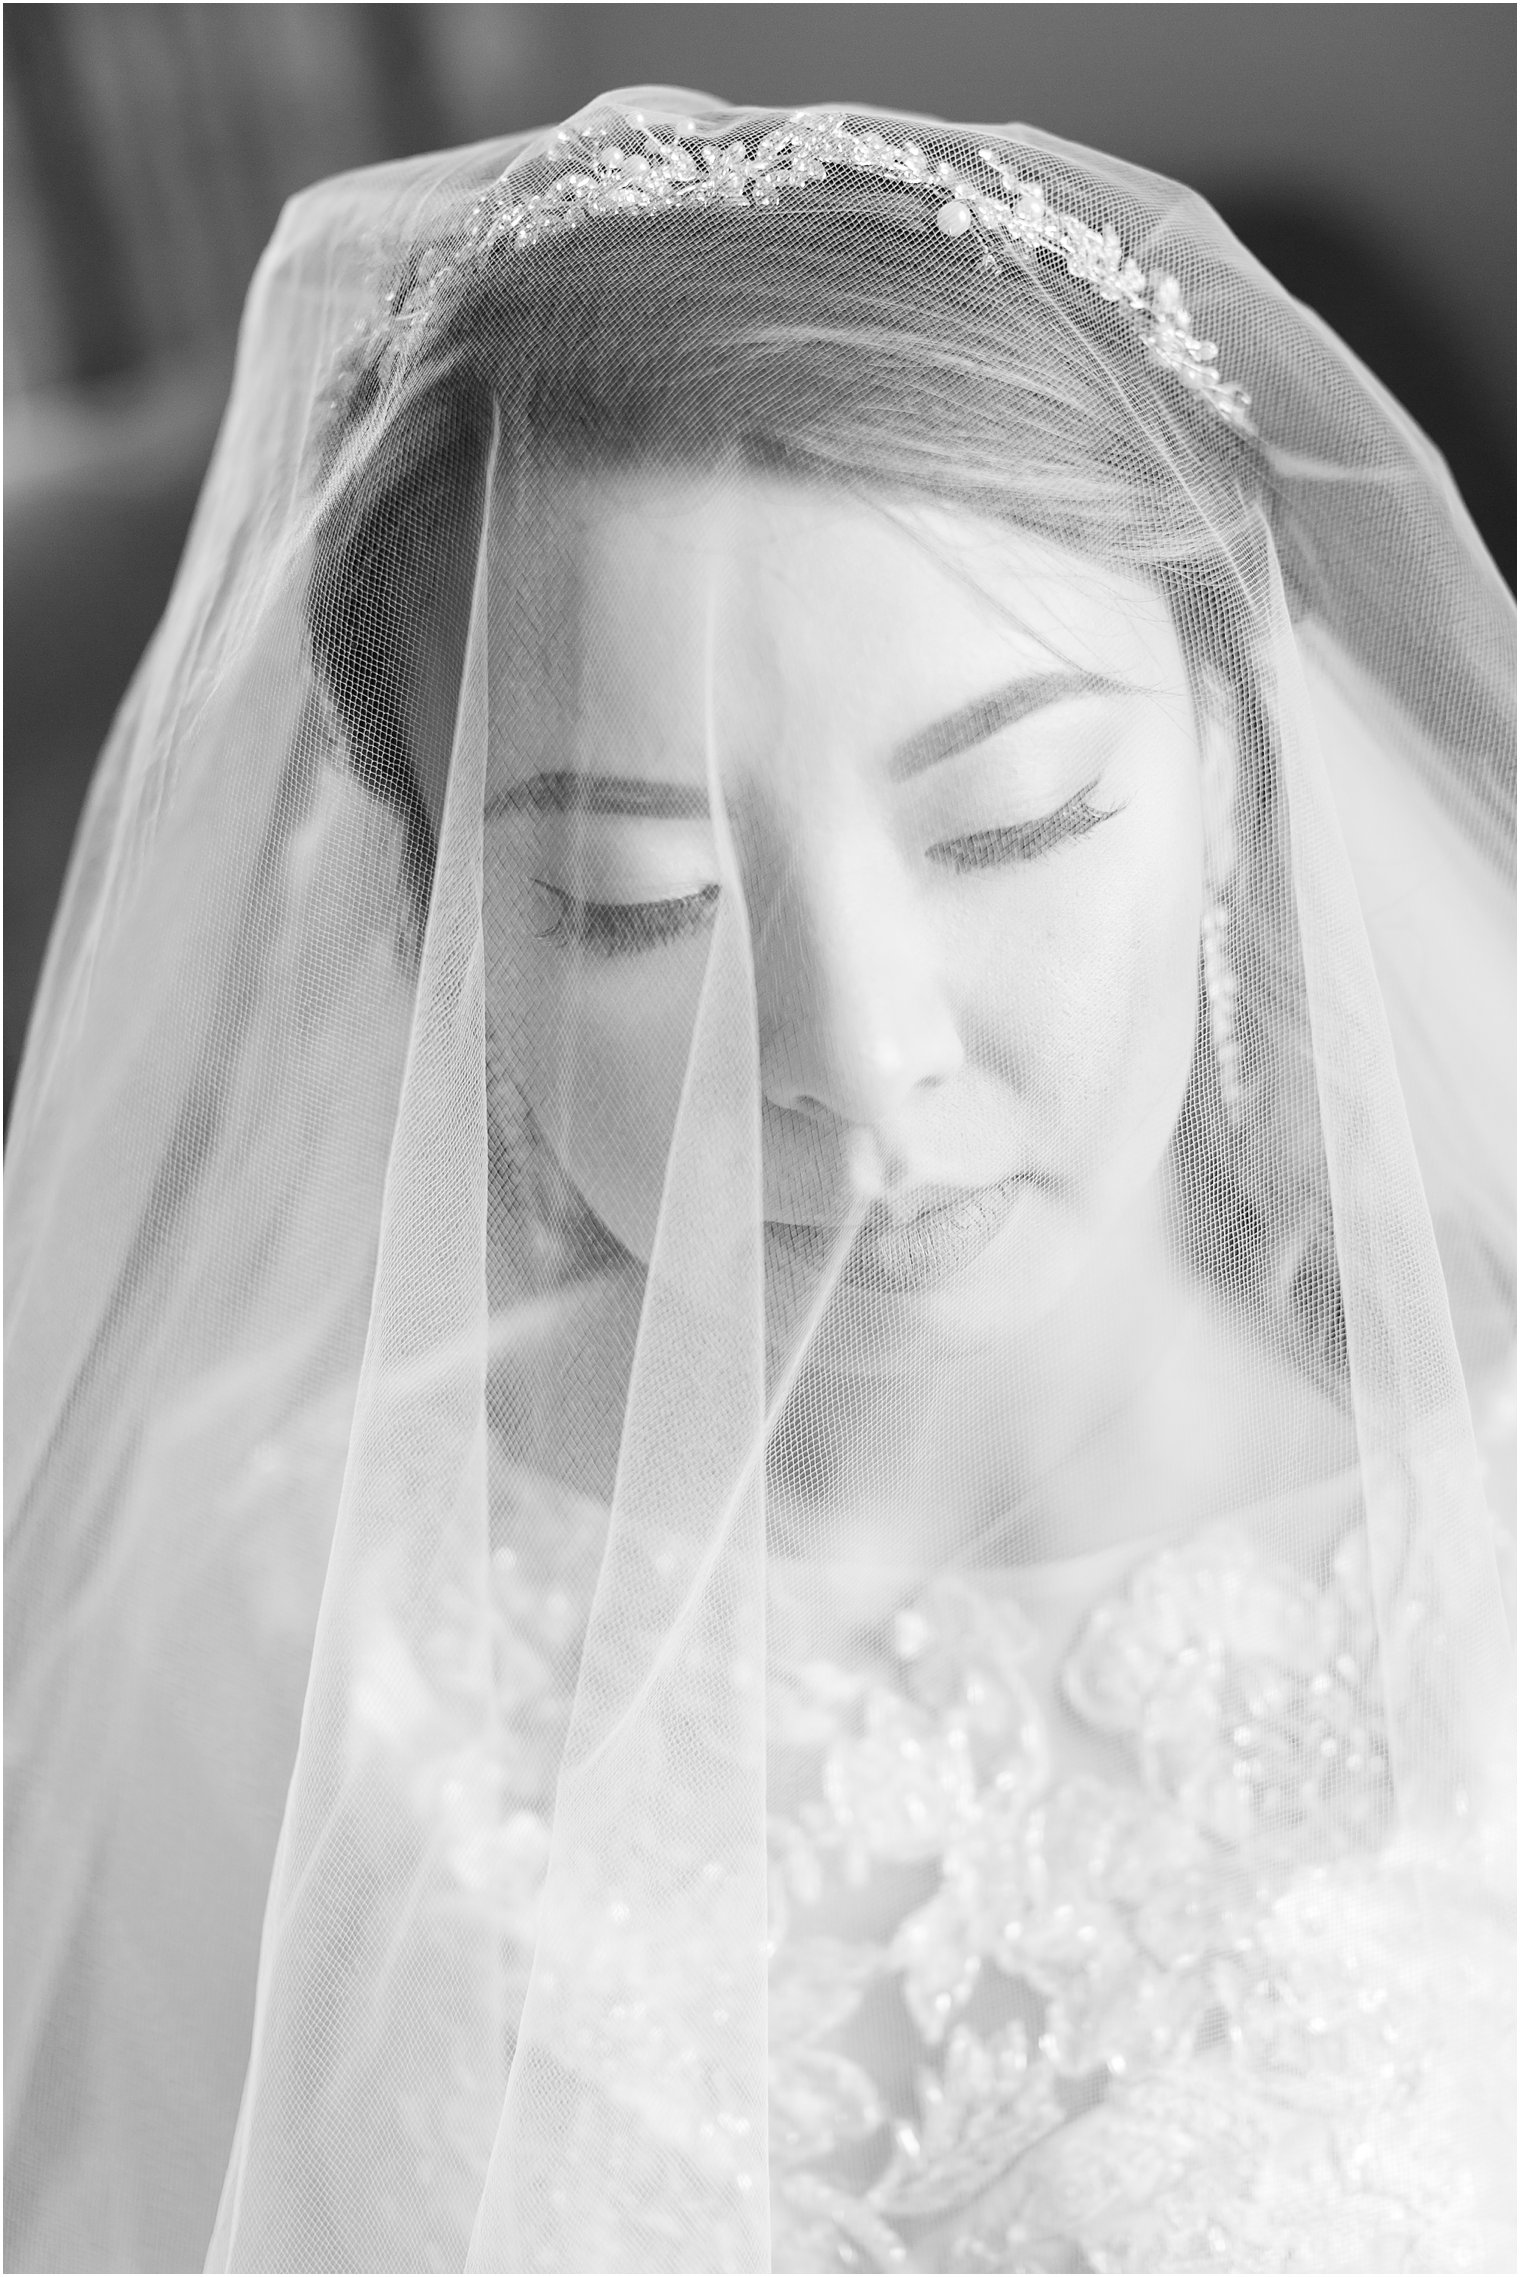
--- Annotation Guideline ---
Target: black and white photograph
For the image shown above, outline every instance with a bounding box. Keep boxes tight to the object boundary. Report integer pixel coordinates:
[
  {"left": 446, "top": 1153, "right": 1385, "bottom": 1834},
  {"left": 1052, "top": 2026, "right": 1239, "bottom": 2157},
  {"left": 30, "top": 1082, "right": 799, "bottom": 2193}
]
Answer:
[{"left": 6, "top": 8, "right": 1515, "bottom": 2272}]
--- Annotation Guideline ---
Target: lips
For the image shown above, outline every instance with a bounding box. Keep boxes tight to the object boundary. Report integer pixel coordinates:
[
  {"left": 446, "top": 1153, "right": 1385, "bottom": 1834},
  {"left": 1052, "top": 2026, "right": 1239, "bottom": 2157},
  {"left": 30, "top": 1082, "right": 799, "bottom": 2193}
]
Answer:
[
  {"left": 765, "top": 1174, "right": 1028, "bottom": 1293},
  {"left": 849, "top": 1175, "right": 1028, "bottom": 1289}
]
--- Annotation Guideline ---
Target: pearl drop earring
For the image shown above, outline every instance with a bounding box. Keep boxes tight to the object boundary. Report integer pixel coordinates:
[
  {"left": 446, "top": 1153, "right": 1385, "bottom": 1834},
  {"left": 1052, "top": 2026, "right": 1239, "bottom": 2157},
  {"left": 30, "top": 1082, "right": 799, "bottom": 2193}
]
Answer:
[{"left": 1201, "top": 899, "right": 1244, "bottom": 1132}]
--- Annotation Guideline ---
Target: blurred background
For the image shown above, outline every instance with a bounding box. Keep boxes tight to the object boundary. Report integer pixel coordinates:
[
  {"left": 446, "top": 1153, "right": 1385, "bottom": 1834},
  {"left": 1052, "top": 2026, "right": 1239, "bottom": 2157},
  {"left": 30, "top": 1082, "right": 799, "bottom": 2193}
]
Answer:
[{"left": 6, "top": 2, "right": 1515, "bottom": 1109}]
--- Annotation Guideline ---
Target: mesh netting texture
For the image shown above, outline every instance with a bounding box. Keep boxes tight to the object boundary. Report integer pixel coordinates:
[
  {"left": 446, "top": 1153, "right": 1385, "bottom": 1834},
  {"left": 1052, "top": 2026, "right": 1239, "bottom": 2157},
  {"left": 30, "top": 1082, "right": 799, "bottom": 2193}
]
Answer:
[{"left": 5, "top": 92, "right": 1515, "bottom": 2275}]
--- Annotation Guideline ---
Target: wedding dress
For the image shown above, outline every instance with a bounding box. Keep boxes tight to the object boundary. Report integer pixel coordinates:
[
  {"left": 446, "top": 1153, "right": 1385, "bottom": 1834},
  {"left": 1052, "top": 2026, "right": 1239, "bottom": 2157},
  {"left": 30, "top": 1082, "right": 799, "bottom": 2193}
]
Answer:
[{"left": 5, "top": 93, "right": 1513, "bottom": 2274}]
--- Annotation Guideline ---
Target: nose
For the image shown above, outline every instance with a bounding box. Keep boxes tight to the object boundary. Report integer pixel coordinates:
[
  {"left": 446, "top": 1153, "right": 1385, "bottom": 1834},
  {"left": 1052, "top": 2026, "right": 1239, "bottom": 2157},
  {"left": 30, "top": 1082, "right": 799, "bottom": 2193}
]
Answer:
[{"left": 757, "top": 830, "right": 964, "bottom": 1129}]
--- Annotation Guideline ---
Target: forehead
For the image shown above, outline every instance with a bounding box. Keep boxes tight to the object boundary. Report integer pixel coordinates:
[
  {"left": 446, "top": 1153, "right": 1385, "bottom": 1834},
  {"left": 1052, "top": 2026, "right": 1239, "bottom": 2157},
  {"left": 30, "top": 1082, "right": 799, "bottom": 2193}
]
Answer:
[{"left": 486, "top": 466, "right": 1187, "bottom": 777}]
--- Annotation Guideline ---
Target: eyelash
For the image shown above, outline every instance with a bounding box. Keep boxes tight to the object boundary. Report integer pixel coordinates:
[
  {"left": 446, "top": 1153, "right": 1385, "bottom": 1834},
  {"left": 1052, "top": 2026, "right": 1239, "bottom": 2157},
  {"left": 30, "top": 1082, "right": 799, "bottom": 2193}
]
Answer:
[
  {"left": 532, "top": 879, "right": 721, "bottom": 957},
  {"left": 532, "top": 789, "right": 1116, "bottom": 956},
  {"left": 927, "top": 786, "right": 1117, "bottom": 873}
]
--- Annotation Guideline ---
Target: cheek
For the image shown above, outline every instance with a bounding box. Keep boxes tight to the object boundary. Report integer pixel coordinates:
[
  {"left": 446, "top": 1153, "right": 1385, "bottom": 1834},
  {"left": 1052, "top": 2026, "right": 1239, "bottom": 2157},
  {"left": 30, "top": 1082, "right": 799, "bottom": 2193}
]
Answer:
[
  {"left": 490, "top": 935, "right": 709, "bottom": 1261},
  {"left": 1101, "top": 880, "right": 1204, "bottom": 1160},
  {"left": 964, "top": 829, "right": 1202, "bottom": 1190}
]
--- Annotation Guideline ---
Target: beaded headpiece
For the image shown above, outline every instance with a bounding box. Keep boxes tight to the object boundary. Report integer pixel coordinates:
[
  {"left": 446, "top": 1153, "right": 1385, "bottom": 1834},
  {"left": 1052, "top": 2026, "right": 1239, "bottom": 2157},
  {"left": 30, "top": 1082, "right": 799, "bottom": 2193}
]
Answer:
[{"left": 382, "top": 108, "right": 1254, "bottom": 434}]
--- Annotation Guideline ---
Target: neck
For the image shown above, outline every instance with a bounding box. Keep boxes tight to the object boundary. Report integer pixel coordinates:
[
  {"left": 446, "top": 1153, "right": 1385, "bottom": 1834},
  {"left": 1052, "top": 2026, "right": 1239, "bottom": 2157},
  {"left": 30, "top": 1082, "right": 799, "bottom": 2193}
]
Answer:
[{"left": 769, "top": 1169, "right": 1200, "bottom": 1563}]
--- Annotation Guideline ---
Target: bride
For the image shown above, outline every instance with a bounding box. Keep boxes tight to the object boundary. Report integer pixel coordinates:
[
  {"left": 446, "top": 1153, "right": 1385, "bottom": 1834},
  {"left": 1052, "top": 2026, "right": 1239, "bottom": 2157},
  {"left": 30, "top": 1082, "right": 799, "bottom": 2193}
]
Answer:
[{"left": 6, "top": 94, "right": 1513, "bottom": 2274}]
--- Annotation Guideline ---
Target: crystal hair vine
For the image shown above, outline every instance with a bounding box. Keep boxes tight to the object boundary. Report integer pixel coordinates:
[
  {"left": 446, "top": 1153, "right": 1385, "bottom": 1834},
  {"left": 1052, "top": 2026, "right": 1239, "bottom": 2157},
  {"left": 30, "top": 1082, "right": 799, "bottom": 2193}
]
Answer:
[{"left": 380, "top": 108, "right": 1255, "bottom": 434}]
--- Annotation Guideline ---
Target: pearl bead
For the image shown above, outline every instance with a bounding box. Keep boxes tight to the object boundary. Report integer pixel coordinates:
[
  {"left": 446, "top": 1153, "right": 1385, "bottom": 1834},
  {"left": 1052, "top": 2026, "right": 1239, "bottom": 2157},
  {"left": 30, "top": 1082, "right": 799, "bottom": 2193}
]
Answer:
[{"left": 936, "top": 199, "right": 973, "bottom": 237}]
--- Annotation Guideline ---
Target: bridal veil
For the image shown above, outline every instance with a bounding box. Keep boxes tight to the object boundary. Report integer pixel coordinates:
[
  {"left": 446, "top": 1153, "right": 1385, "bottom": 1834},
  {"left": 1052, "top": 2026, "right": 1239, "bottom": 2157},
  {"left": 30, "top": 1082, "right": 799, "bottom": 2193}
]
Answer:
[{"left": 5, "top": 92, "right": 1514, "bottom": 2274}]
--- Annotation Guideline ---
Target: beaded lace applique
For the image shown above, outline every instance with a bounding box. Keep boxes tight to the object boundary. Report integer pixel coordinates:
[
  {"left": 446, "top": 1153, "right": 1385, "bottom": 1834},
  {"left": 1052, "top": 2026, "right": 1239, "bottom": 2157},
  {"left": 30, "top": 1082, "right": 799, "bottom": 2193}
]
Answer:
[
  {"left": 343, "top": 1479, "right": 1504, "bottom": 2272},
  {"left": 760, "top": 1535, "right": 1504, "bottom": 2273}
]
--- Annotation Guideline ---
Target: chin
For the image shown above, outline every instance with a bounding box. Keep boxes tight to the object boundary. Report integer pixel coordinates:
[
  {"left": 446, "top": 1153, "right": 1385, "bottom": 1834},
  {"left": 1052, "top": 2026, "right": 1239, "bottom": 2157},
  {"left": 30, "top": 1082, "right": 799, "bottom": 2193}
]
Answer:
[
  {"left": 760, "top": 1201, "right": 1040, "bottom": 1378},
  {"left": 899, "top": 1205, "right": 1091, "bottom": 1342}
]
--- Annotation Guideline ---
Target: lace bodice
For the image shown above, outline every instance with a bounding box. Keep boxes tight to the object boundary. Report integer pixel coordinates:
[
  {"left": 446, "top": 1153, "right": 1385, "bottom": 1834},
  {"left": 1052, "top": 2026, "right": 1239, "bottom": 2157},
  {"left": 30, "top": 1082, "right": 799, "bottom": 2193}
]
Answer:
[
  {"left": 328, "top": 1453, "right": 1511, "bottom": 2275},
  {"left": 759, "top": 1536, "right": 1498, "bottom": 2273}
]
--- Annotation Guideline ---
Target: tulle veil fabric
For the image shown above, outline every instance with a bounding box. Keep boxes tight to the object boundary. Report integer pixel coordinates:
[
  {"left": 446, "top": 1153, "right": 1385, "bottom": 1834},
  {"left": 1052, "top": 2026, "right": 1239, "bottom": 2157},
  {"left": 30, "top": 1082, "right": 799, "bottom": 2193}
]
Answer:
[{"left": 5, "top": 90, "right": 1514, "bottom": 2274}]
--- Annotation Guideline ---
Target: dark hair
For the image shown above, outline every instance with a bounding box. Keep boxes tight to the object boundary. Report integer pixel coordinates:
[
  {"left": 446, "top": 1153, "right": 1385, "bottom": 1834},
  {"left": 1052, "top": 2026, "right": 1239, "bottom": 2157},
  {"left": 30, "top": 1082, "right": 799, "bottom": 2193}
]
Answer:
[{"left": 307, "top": 137, "right": 1345, "bottom": 1387}]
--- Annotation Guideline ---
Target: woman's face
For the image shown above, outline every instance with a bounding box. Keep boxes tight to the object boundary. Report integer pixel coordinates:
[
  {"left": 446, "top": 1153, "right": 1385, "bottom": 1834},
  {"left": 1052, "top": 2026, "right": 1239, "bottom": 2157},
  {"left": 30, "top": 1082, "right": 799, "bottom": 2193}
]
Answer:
[{"left": 473, "top": 469, "right": 1213, "bottom": 1328}]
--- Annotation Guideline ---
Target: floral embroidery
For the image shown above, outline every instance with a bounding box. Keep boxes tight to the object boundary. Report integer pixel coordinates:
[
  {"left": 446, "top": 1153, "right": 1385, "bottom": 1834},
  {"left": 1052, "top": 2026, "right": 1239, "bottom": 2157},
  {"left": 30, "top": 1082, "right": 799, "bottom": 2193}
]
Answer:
[
  {"left": 345, "top": 1488, "right": 1506, "bottom": 2272},
  {"left": 1061, "top": 1528, "right": 1391, "bottom": 1851},
  {"left": 760, "top": 1529, "right": 1498, "bottom": 2271}
]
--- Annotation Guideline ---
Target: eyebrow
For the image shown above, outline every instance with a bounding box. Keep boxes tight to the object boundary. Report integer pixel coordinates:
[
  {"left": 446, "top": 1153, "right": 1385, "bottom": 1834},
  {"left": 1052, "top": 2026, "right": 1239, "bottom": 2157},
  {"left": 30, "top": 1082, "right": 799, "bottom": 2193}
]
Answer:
[
  {"left": 887, "top": 668, "right": 1128, "bottom": 782},
  {"left": 486, "top": 772, "right": 710, "bottom": 819},
  {"left": 488, "top": 670, "right": 1128, "bottom": 819}
]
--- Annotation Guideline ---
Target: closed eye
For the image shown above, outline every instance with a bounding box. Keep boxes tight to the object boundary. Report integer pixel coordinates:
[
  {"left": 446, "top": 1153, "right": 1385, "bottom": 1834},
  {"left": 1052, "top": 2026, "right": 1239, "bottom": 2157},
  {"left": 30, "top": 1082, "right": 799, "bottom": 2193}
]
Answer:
[
  {"left": 927, "top": 785, "right": 1119, "bottom": 872},
  {"left": 531, "top": 878, "right": 721, "bottom": 956}
]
